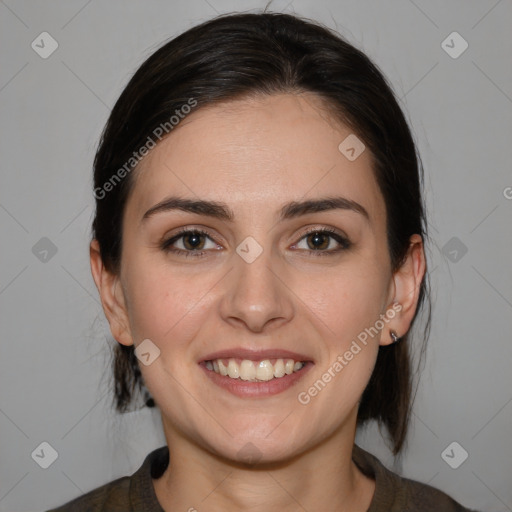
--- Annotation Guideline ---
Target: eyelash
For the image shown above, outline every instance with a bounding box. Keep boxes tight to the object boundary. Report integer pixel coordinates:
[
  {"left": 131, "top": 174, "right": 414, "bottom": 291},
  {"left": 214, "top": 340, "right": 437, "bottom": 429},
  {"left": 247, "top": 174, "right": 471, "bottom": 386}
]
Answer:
[{"left": 160, "top": 227, "right": 351, "bottom": 259}]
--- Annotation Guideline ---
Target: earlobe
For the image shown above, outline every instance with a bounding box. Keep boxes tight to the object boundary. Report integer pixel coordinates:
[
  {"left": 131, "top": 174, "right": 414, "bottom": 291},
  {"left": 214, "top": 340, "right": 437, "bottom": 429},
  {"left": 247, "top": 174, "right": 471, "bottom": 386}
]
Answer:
[
  {"left": 381, "top": 234, "right": 426, "bottom": 346},
  {"left": 389, "top": 330, "right": 400, "bottom": 344},
  {"left": 89, "top": 239, "right": 133, "bottom": 347}
]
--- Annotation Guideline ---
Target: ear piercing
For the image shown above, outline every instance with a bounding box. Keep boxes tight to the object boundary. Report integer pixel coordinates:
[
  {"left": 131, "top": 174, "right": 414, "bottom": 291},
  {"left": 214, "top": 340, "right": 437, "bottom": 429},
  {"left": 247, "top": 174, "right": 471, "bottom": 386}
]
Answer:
[{"left": 390, "top": 330, "right": 400, "bottom": 344}]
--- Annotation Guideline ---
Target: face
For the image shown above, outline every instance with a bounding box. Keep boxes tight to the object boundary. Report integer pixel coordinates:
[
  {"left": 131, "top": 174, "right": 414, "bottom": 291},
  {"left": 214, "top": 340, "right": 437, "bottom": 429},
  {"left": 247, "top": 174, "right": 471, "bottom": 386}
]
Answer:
[{"left": 99, "top": 93, "right": 406, "bottom": 463}]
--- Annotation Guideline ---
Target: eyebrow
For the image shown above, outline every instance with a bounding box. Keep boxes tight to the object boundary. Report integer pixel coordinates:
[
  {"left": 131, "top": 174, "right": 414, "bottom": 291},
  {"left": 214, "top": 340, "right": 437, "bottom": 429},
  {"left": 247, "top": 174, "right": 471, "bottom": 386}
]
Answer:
[{"left": 141, "top": 195, "right": 369, "bottom": 223}]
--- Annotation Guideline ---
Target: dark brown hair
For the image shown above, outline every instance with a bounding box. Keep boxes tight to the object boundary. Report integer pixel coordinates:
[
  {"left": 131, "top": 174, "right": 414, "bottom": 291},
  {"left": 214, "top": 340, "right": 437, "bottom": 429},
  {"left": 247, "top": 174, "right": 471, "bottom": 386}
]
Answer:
[{"left": 92, "top": 11, "right": 431, "bottom": 455}]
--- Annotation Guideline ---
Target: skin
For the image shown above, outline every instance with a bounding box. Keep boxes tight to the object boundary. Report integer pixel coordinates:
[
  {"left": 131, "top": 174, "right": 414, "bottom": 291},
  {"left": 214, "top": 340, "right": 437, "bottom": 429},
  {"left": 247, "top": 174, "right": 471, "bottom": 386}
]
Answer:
[{"left": 90, "top": 92, "right": 425, "bottom": 511}]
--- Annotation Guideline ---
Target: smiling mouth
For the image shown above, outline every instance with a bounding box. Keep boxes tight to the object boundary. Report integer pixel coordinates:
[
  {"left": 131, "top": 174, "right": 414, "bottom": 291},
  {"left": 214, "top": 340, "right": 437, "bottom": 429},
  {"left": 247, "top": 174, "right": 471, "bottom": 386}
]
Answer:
[{"left": 203, "top": 358, "right": 308, "bottom": 382}]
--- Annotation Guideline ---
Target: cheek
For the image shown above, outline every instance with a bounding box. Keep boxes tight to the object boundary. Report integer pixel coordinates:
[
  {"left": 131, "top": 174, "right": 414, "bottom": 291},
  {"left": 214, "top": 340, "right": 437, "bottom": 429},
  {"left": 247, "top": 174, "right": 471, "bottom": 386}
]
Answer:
[
  {"left": 123, "top": 261, "right": 214, "bottom": 347},
  {"left": 294, "top": 313, "right": 380, "bottom": 432},
  {"left": 291, "top": 260, "right": 388, "bottom": 408},
  {"left": 295, "top": 262, "right": 389, "bottom": 346}
]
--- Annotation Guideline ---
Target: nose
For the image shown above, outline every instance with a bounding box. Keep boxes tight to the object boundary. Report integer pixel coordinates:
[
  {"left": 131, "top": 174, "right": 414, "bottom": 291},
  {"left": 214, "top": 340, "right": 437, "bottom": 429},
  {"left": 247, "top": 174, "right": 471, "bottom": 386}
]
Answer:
[{"left": 219, "top": 245, "right": 295, "bottom": 333}]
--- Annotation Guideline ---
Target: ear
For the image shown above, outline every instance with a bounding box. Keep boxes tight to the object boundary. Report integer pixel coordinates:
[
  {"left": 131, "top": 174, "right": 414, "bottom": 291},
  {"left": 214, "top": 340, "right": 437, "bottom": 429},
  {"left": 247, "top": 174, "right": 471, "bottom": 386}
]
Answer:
[
  {"left": 90, "top": 239, "right": 133, "bottom": 347},
  {"left": 380, "top": 234, "right": 426, "bottom": 346}
]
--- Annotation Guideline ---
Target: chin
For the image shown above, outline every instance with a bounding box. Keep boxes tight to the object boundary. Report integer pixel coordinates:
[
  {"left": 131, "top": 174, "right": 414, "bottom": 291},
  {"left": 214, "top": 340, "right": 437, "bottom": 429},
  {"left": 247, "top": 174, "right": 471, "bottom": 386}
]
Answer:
[{"left": 200, "top": 425, "right": 311, "bottom": 467}]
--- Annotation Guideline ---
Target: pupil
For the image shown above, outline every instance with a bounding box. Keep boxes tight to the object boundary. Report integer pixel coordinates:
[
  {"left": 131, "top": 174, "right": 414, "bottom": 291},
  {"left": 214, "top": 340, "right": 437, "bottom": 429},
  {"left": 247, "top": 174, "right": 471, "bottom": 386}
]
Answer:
[
  {"left": 185, "top": 233, "right": 203, "bottom": 250},
  {"left": 309, "top": 232, "right": 327, "bottom": 250}
]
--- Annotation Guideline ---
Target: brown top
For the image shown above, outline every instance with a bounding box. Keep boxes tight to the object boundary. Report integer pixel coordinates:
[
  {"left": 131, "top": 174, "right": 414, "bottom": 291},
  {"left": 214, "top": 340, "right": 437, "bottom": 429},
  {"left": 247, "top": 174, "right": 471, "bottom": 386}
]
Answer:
[{"left": 47, "top": 444, "right": 479, "bottom": 511}]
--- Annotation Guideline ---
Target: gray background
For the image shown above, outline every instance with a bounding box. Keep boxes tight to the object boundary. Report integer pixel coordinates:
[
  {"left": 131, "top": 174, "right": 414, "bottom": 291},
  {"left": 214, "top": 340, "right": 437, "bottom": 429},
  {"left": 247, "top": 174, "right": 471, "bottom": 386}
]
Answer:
[{"left": 1, "top": 1, "right": 511, "bottom": 511}]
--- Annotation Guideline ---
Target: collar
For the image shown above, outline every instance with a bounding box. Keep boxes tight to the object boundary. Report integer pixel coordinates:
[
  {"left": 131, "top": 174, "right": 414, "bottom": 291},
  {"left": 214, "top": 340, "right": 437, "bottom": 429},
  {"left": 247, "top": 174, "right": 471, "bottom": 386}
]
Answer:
[{"left": 129, "top": 443, "right": 402, "bottom": 511}]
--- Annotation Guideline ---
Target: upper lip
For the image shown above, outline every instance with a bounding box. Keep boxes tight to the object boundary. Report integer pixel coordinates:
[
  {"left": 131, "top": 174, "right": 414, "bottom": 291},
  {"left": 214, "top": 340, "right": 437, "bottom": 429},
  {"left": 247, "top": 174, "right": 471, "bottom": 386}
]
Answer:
[{"left": 200, "top": 348, "right": 313, "bottom": 363}]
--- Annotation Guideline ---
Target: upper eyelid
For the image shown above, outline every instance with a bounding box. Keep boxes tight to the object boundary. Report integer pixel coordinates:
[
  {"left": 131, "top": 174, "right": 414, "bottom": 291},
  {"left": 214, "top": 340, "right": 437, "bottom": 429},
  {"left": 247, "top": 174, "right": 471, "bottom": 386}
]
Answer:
[
  {"left": 165, "top": 226, "right": 221, "bottom": 245},
  {"left": 164, "top": 225, "right": 349, "bottom": 249}
]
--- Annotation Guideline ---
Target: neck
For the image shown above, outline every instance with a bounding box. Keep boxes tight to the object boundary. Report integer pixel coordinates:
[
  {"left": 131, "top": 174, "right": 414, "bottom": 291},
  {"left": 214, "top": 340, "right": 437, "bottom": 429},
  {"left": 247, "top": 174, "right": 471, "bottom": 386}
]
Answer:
[{"left": 153, "top": 415, "right": 375, "bottom": 511}]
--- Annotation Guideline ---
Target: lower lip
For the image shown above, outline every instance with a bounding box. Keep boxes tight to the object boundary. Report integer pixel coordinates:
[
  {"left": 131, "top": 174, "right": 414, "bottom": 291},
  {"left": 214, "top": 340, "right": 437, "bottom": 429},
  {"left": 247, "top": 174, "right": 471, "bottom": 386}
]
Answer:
[{"left": 200, "top": 362, "right": 314, "bottom": 398}]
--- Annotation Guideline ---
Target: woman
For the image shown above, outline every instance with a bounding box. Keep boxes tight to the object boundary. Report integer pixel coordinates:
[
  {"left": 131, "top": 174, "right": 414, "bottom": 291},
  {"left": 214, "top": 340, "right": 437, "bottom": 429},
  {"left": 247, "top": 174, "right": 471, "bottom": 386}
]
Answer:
[{"left": 48, "top": 11, "right": 478, "bottom": 512}]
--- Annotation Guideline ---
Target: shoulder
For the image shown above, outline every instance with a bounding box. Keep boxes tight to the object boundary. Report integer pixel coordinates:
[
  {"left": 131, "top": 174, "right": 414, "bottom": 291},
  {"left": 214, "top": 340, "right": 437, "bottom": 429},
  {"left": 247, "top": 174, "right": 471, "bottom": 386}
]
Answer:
[
  {"left": 46, "top": 446, "right": 168, "bottom": 512},
  {"left": 352, "top": 444, "right": 480, "bottom": 512},
  {"left": 396, "top": 474, "right": 480, "bottom": 512},
  {"left": 45, "top": 476, "right": 131, "bottom": 512}
]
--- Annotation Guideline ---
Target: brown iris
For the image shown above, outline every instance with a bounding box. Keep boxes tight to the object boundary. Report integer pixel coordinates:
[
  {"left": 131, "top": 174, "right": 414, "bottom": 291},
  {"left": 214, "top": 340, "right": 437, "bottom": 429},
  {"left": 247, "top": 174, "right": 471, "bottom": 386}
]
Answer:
[{"left": 306, "top": 231, "right": 330, "bottom": 250}]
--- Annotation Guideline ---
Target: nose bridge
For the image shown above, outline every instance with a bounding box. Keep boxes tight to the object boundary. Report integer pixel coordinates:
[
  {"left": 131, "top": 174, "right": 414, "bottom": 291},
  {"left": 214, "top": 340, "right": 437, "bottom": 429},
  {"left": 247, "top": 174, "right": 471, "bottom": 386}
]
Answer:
[{"left": 220, "top": 237, "right": 293, "bottom": 331}]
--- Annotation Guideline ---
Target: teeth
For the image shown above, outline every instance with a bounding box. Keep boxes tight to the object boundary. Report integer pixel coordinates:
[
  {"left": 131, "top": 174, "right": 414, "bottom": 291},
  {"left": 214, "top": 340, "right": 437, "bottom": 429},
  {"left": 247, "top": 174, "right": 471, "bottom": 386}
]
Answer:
[
  {"left": 228, "top": 359, "right": 239, "bottom": 379},
  {"left": 240, "top": 360, "right": 256, "bottom": 381},
  {"left": 218, "top": 360, "right": 228, "bottom": 376},
  {"left": 206, "top": 358, "right": 306, "bottom": 381},
  {"left": 273, "top": 359, "right": 285, "bottom": 378},
  {"left": 256, "top": 360, "right": 274, "bottom": 381}
]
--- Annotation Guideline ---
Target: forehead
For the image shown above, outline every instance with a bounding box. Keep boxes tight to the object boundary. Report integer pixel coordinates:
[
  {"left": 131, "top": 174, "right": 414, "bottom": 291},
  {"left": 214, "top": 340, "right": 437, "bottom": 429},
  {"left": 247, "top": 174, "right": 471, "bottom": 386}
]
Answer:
[{"left": 126, "top": 92, "right": 385, "bottom": 224}]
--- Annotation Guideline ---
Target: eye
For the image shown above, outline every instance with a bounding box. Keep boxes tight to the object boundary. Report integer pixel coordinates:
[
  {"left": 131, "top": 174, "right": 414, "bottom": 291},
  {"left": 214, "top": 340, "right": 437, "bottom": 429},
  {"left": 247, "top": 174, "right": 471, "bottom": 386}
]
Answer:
[
  {"left": 292, "top": 227, "right": 351, "bottom": 256},
  {"left": 161, "top": 229, "right": 220, "bottom": 258},
  {"left": 161, "top": 226, "right": 351, "bottom": 259}
]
